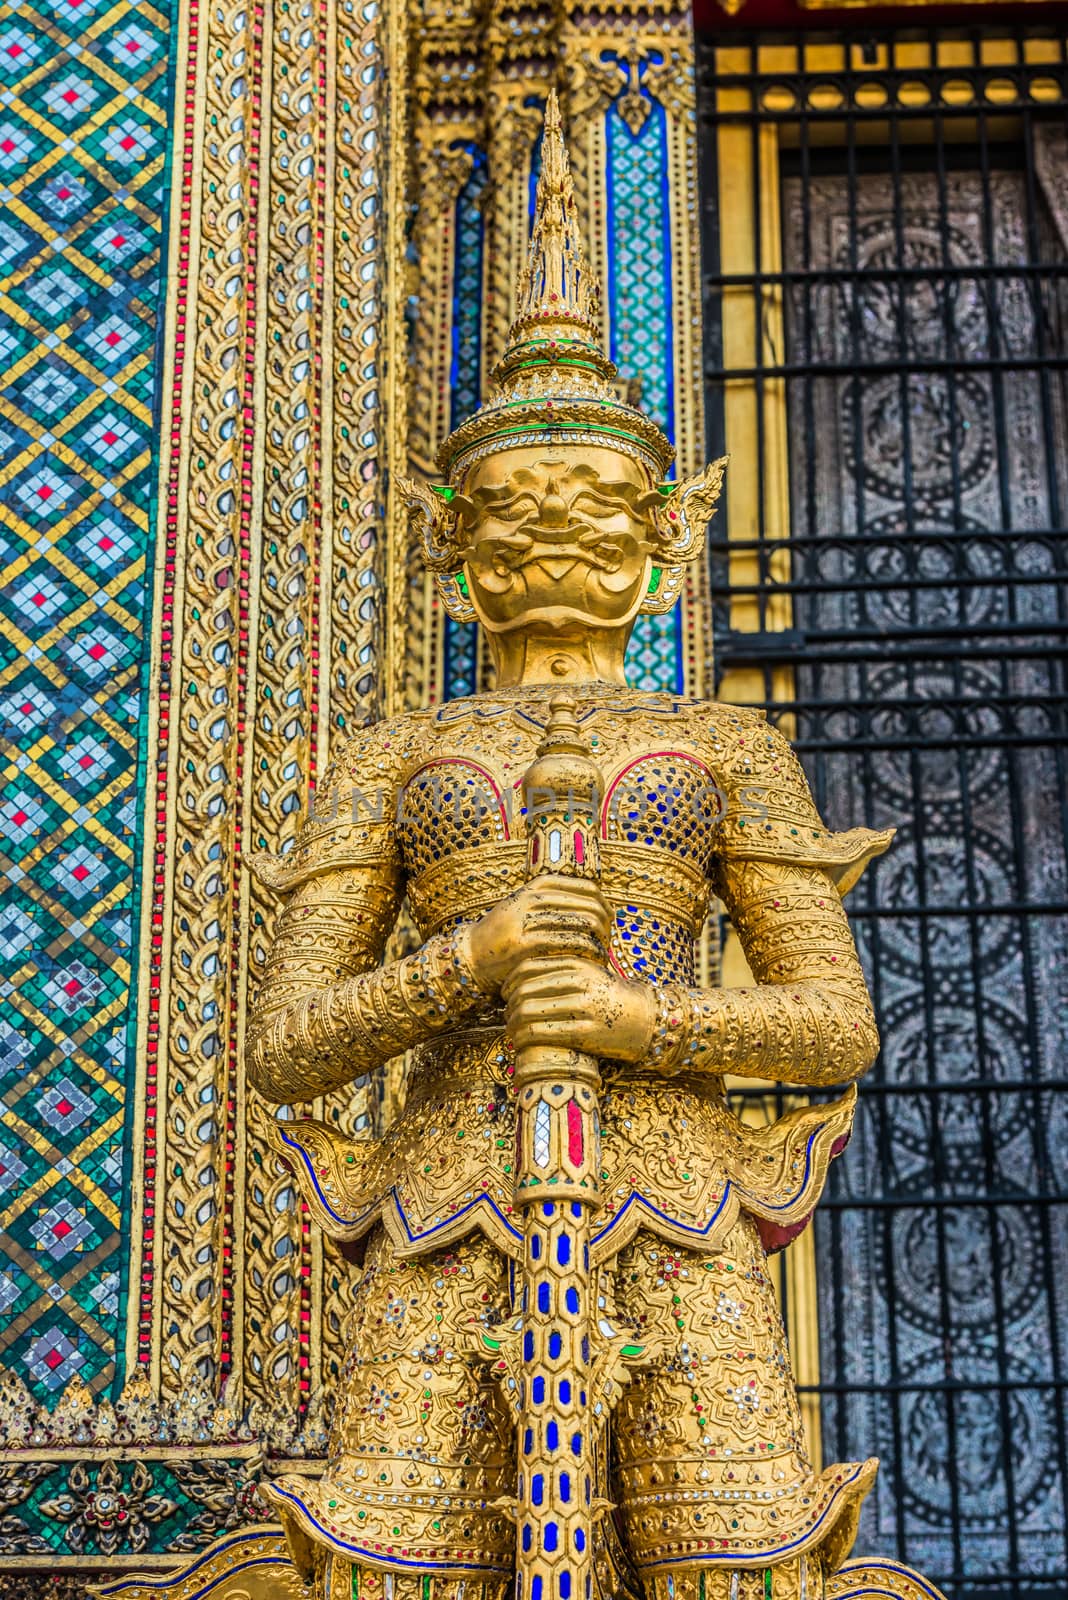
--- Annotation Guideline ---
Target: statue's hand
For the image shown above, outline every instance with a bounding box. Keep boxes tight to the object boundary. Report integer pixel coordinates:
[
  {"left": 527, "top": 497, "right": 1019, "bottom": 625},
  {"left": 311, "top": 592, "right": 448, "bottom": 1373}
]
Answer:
[
  {"left": 503, "top": 957, "right": 656, "bottom": 1064},
  {"left": 465, "top": 876, "right": 611, "bottom": 994}
]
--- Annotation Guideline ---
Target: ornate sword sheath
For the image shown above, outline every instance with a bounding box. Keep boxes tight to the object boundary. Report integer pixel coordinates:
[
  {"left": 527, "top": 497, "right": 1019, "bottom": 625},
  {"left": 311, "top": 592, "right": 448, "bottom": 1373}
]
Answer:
[{"left": 510, "top": 692, "right": 604, "bottom": 1600}]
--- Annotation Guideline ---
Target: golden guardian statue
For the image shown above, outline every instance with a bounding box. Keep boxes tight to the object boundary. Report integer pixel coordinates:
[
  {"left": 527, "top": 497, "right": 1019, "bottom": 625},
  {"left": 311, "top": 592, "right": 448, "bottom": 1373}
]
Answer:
[{"left": 108, "top": 90, "right": 949, "bottom": 1600}]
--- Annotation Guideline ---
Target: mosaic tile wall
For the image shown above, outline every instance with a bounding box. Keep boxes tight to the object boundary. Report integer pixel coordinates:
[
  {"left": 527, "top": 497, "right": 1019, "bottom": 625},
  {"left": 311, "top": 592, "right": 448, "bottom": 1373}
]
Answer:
[{"left": 0, "top": 0, "right": 175, "bottom": 1404}]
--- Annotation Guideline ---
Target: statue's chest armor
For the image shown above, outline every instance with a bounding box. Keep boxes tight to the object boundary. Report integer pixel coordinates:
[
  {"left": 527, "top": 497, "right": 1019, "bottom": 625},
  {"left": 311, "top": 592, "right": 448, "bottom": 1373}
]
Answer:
[{"left": 395, "top": 702, "right": 722, "bottom": 984}]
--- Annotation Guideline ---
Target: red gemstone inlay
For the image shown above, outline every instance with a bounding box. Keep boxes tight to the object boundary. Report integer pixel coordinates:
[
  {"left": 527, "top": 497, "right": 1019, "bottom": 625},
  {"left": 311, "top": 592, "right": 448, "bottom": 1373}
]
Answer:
[{"left": 566, "top": 1099, "right": 583, "bottom": 1167}]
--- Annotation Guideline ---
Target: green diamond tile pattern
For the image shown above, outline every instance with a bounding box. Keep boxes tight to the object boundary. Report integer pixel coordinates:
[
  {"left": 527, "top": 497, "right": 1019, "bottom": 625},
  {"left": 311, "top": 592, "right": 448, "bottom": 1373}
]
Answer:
[{"left": 0, "top": 0, "right": 176, "bottom": 1403}]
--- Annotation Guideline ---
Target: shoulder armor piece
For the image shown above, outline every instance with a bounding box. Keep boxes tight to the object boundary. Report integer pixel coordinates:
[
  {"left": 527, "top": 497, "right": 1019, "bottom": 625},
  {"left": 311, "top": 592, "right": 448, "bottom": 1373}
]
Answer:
[
  {"left": 713, "top": 711, "right": 894, "bottom": 894},
  {"left": 248, "top": 721, "right": 407, "bottom": 894}
]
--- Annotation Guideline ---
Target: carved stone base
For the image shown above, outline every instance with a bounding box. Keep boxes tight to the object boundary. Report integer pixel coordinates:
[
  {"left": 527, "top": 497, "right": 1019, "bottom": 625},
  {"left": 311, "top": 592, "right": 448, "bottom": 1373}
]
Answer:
[{"left": 89, "top": 1528, "right": 311, "bottom": 1600}]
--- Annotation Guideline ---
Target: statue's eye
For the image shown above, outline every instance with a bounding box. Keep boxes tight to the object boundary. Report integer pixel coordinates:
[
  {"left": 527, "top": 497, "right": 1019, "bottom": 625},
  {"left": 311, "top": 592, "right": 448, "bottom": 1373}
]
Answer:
[
  {"left": 477, "top": 532, "right": 532, "bottom": 570},
  {"left": 571, "top": 493, "right": 637, "bottom": 523},
  {"left": 584, "top": 536, "right": 626, "bottom": 569},
  {"left": 485, "top": 495, "right": 537, "bottom": 524}
]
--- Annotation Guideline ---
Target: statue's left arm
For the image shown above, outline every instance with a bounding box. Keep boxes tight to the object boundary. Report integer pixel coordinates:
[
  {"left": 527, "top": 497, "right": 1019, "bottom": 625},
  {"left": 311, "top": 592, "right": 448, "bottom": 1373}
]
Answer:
[
  {"left": 245, "top": 733, "right": 484, "bottom": 1103},
  {"left": 650, "top": 854, "right": 880, "bottom": 1084},
  {"left": 647, "top": 716, "right": 893, "bottom": 1085}
]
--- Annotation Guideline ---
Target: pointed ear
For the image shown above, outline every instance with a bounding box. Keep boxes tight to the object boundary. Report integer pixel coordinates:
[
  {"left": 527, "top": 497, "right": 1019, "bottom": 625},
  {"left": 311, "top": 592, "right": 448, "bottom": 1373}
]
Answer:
[
  {"left": 398, "top": 474, "right": 459, "bottom": 571},
  {"left": 654, "top": 456, "right": 728, "bottom": 562},
  {"left": 640, "top": 561, "right": 687, "bottom": 616}
]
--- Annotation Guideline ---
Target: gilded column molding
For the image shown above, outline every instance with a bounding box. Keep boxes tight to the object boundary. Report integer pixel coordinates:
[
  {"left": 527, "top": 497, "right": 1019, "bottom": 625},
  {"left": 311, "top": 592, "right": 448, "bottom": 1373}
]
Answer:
[
  {"left": 143, "top": 0, "right": 404, "bottom": 1436},
  {"left": 327, "top": 0, "right": 406, "bottom": 735},
  {"left": 403, "top": 144, "right": 472, "bottom": 714},
  {"left": 236, "top": 0, "right": 329, "bottom": 1421},
  {"left": 381, "top": 0, "right": 413, "bottom": 724},
  {"left": 153, "top": 0, "right": 264, "bottom": 1393}
]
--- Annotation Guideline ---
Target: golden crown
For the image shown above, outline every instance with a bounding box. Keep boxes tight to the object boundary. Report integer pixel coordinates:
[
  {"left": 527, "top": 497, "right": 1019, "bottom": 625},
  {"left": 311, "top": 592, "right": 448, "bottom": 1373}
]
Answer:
[{"left": 438, "top": 89, "right": 676, "bottom": 485}]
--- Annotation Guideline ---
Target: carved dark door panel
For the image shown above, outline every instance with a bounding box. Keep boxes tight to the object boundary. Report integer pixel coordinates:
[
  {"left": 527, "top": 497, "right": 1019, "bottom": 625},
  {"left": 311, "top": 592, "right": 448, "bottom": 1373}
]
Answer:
[{"left": 698, "top": 31, "right": 1068, "bottom": 1599}]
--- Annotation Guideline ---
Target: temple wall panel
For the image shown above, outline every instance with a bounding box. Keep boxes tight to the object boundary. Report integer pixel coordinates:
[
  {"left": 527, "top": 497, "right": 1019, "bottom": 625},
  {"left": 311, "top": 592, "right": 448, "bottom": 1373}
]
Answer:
[
  {"left": 0, "top": 0, "right": 408, "bottom": 1570},
  {"left": 0, "top": 0, "right": 706, "bottom": 1573}
]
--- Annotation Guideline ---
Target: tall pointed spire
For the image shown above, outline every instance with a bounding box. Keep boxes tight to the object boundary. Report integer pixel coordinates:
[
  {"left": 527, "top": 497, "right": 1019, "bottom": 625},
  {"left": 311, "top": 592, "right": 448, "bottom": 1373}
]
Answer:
[
  {"left": 437, "top": 93, "right": 674, "bottom": 486},
  {"left": 511, "top": 88, "right": 599, "bottom": 342}
]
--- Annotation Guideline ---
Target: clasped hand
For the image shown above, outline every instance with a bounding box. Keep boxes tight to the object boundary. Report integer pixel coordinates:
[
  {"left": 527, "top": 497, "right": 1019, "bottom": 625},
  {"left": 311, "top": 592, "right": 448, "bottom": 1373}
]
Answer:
[{"left": 465, "top": 875, "right": 656, "bottom": 1064}]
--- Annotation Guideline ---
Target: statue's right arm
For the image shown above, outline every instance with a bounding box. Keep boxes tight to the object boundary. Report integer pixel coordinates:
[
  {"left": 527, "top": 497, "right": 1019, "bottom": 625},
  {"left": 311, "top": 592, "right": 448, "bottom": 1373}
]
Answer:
[
  {"left": 244, "top": 732, "right": 491, "bottom": 1104},
  {"left": 244, "top": 859, "right": 492, "bottom": 1104}
]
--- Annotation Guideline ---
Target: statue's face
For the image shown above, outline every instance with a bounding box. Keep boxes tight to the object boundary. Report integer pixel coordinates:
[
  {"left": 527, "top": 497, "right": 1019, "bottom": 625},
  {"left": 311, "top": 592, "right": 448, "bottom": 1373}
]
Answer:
[{"left": 453, "top": 445, "right": 658, "bottom": 636}]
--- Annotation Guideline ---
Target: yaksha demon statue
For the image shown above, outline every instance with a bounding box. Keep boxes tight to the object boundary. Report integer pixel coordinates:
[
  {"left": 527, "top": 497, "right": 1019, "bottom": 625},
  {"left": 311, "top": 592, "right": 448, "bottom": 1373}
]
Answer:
[{"left": 218, "top": 93, "right": 945, "bottom": 1600}]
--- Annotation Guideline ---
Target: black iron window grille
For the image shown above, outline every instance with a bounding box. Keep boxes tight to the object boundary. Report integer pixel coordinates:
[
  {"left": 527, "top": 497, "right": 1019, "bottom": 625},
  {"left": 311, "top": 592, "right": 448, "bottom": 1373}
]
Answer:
[{"left": 697, "top": 27, "right": 1068, "bottom": 1599}]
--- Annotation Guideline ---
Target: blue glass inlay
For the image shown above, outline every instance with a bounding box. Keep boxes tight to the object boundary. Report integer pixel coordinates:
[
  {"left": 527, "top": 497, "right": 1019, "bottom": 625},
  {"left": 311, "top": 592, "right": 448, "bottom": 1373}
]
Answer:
[
  {"left": 549, "top": 1331, "right": 562, "bottom": 1359},
  {"left": 545, "top": 1522, "right": 558, "bottom": 1553},
  {"left": 557, "top": 1234, "right": 571, "bottom": 1267},
  {"left": 532, "top": 1474, "right": 545, "bottom": 1507},
  {"left": 538, "top": 1282, "right": 551, "bottom": 1314},
  {"left": 547, "top": 1420, "right": 559, "bottom": 1450},
  {"left": 533, "top": 1376, "right": 546, "bottom": 1405},
  {"left": 566, "top": 1286, "right": 580, "bottom": 1315},
  {"left": 443, "top": 149, "right": 488, "bottom": 701},
  {"left": 605, "top": 95, "right": 683, "bottom": 694},
  {"left": 560, "top": 1471, "right": 572, "bottom": 1503}
]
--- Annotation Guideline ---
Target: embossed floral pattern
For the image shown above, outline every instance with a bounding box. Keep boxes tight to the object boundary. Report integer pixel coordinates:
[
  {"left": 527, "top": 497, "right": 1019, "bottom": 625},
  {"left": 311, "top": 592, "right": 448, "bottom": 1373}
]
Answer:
[{"left": 40, "top": 1460, "right": 176, "bottom": 1557}]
